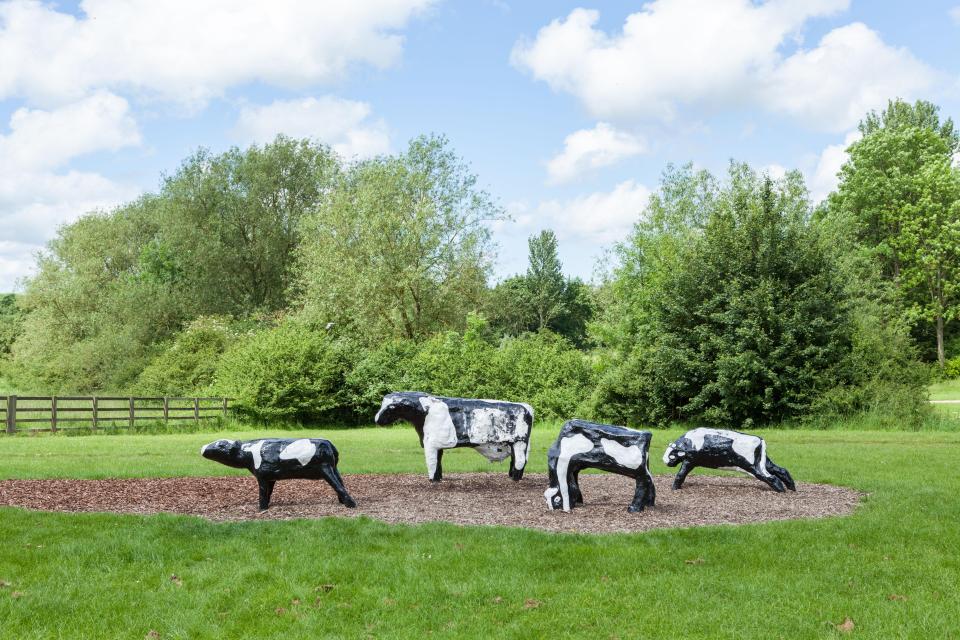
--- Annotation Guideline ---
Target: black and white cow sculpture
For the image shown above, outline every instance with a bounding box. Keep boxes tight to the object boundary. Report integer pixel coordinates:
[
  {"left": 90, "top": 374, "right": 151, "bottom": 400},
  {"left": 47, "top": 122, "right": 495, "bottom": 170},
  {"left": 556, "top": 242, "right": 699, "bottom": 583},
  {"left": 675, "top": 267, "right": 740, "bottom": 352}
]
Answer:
[
  {"left": 663, "top": 428, "right": 796, "bottom": 493},
  {"left": 374, "top": 392, "right": 533, "bottom": 482},
  {"left": 544, "top": 420, "right": 656, "bottom": 513},
  {"left": 200, "top": 438, "right": 357, "bottom": 510}
]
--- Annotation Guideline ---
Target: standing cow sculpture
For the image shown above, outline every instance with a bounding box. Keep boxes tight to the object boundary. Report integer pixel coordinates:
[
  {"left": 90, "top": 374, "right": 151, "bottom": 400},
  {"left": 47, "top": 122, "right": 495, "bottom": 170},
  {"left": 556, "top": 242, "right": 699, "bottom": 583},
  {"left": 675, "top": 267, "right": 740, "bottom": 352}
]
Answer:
[
  {"left": 544, "top": 419, "right": 656, "bottom": 513},
  {"left": 201, "top": 438, "right": 357, "bottom": 510},
  {"left": 663, "top": 428, "right": 795, "bottom": 493},
  {"left": 374, "top": 392, "right": 533, "bottom": 482}
]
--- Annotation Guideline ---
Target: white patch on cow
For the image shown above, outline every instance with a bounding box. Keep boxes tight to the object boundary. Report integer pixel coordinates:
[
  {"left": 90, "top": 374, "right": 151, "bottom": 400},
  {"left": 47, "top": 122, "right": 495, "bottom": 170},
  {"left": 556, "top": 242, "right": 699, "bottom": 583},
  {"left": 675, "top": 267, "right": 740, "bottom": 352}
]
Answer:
[
  {"left": 600, "top": 438, "right": 644, "bottom": 469},
  {"left": 241, "top": 440, "right": 264, "bottom": 469},
  {"left": 662, "top": 443, "right": 675, "bottom": 465},
  {"left": 544, "top": 486, "right": 560, "bottom": 509},
  {"left": 475, "top": 443, "right": 512, "bottom": 462},
  {"left": 279, "top": 439, "right": 316, "bottom": 466},
  {"left": 557, "top": 433, "right": 594, "bottom": 512},
  {"left": 512, "top": 440, "right": 528, "bottom": 471},
  {"left": 421, "top": 398, "right": 457, "bottom": 478},
  {"left": 374, "top": 394, "right": 397, "bottom": 423}
]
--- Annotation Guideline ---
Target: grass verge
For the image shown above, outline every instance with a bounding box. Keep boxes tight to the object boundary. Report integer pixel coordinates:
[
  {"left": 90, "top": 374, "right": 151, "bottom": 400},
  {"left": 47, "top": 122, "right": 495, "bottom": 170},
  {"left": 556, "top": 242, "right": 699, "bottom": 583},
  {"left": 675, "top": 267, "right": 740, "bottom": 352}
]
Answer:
[{"left": 0, "top": 427, "right": 958, "bottom": 638}]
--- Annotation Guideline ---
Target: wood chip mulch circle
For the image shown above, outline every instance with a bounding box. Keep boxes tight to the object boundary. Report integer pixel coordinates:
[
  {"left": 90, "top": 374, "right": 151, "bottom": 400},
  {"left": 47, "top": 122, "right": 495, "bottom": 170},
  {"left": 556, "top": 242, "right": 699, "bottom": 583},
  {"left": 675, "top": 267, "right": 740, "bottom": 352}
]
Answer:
[{"left": 0, "top": 473, "right": 862, "bottom": 534}]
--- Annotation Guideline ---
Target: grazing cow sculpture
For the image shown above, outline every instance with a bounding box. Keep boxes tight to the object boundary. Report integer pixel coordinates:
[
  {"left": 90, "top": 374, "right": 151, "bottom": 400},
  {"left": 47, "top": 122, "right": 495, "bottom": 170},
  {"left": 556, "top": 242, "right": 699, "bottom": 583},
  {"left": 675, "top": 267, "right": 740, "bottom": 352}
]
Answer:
[
  {"left": 374, "top": 392, "right": 533, "bottom": 482},
  {"left": 544, "top": 419, "right": 656, "bottom": 513},
  {"left": 200, "top": 438, "right": 357, "bottom": 510},
  {"left": 663, "top": 428, "right": 796, "bottom": 493}
]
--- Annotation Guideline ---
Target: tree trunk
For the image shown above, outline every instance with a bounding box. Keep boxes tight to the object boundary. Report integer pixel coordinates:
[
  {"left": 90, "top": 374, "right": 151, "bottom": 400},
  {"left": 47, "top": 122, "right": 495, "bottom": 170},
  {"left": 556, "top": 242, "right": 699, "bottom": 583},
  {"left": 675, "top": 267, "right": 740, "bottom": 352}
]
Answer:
[{"left": 937, "top": 314, "right": 945, "bottom": 369}]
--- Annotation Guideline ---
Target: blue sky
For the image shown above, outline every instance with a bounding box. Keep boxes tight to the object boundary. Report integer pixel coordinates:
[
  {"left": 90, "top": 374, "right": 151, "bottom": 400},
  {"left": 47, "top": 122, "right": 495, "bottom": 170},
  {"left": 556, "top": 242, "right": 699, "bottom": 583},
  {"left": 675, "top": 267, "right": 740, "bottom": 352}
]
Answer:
[{"left": 1, "top": 0, "right": 959, "bottom": 291}]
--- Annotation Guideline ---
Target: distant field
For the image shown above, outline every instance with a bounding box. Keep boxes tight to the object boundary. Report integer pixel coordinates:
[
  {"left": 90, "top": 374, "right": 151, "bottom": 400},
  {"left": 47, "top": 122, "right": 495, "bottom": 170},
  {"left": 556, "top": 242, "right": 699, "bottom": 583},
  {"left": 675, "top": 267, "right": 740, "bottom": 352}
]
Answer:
[{"left": 1, "top": 426, "right": 959, "bottom": 638}]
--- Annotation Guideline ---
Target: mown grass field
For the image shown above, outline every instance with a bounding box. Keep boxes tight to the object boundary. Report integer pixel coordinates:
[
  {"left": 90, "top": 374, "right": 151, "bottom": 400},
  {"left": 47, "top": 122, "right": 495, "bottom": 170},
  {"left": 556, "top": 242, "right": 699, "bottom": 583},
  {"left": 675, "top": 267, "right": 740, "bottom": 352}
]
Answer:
[{"left": 1, "top": 424, "right": 959, "bottom": 639}]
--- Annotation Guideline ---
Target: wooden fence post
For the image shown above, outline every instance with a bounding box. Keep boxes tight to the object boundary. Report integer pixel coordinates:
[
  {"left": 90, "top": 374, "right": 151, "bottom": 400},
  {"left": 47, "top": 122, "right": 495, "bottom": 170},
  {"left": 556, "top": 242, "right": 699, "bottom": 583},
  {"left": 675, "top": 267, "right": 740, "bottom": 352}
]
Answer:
[
  {"left": 51, "top": 396, "right": 58, "bottom": 433},
  {"left": 193, "top": 397, "right": 200, "bottom": 422},
  {"left": 92, "top": 397, "right": 98, "bottom": 430},
  {"left": 5, "top": 396, "right": 14, "bottom": 435},
  {"left": 163, "top": 397, "right": 169, "bottom": 424},
  {"left": 222, "top": 397, "right": 228, "bottom": 418},
  {"left": 129, "top": 397, "right": 135, "bottom": 429}
]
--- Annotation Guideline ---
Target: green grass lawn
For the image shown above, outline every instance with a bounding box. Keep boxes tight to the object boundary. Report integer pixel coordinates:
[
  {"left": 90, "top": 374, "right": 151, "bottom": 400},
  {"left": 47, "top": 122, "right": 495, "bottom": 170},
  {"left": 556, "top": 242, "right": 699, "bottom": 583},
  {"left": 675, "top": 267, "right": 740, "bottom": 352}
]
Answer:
[{"left": 1, "top": 425, "right": 959, "bottom": 639}]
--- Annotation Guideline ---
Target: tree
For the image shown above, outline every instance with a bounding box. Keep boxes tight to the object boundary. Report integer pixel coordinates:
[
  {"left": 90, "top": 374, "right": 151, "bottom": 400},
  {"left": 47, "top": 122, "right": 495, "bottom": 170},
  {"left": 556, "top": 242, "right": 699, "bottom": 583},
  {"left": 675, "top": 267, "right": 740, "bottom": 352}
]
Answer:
[
  {"left": 296, "top": 135, "right": 501, "bottom": 342},
  {"left": 0, "top": 294, "right": 23, "bottom": 358},
  {"left": 486, "top": 230, "right": 593, "bottom": 347},
  {"left": 830, "top": 99, "right": 960, "bottom": 366},
  {"left": 592, "top": 164, "right": 853, "bottom": 426},
  {"left": 525, "top": 230, "right": 566, "bottom": 329}
]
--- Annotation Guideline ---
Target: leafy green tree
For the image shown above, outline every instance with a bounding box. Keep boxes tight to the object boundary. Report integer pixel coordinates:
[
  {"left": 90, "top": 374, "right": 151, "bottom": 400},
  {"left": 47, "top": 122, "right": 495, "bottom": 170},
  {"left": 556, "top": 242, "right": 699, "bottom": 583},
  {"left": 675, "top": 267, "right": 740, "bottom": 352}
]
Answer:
[
  {"left": 0, "top": 294, "right": 24, "bottom": 358},
  {"left": 592, "top": 164, "right": 853, "bottom": 426},
  {"left": 829, "top": 99, "right": 960, "bottom": 366},
  {"left": 296, "top": 135, "right": 500, "bottom": 342},
  {"left": 486, "top": 230, "right": 593, "bottom": 347}
]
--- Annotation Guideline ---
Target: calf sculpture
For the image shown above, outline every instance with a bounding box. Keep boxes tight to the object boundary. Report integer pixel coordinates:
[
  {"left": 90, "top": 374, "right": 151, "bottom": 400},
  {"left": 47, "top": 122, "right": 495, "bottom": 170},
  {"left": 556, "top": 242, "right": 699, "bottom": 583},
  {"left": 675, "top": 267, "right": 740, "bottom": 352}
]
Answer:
[
  {"left": 374, "top": 392, "right": 533, "bottom": 482},
  {"left": 544, "top": 419, "right": 656, "bottom": 513},
  {"left": 663, "top": 428, "right": 795, "bottom": 493},
  {"left": 200, "top": 438, "right": 357, "bottom": 510}
]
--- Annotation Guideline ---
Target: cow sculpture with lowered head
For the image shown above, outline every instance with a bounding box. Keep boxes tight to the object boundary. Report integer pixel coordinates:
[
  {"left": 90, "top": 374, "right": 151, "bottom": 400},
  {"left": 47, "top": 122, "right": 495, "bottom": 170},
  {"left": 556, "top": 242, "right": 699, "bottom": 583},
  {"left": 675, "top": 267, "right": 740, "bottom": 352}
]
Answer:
[
  {"left": 664, "top": 428, "right": 795, "bottom": 493},
  {"left": 544, "top": 419, "right": 656, "bottom": 513},
  {"left": 201, "top": 438, "right": 356, "bottom": 510},
  {"left": 374, "top": 392, "right": 533, "bottom": 482}
]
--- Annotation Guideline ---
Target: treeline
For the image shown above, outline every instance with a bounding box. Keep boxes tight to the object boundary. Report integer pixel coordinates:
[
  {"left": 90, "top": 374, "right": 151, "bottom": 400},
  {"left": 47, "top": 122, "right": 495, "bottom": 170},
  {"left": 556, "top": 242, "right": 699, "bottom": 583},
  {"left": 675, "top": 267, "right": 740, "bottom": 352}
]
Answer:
[{"left": 1, "top": 100, "right": 958, "bottom": 428}]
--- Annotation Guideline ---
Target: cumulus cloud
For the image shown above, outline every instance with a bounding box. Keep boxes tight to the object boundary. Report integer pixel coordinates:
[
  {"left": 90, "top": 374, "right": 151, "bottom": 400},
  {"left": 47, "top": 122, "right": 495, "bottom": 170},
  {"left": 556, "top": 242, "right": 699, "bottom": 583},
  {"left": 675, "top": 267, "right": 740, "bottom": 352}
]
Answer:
[
  {"left": 808, "top": 130, "right": 861, "bottom": 203},
  {"left": 546, "top": 122, "right": 645, "bottom": 184},
  {"left": 762, "top": 23, "right": 934, "bottom": 131},
  {"left": 0, "top": 93, "right": 141, "bottom": 290},
  {"left": 951, "top": 5, "right": 960, "bottom": 24},
  {"left": 512, "top": 1, "right": 936, "bottom": 132},
  {"left": 510, "top": 180, "right": 650, "bottom": 243},
  {"left": 0, "top": 0, "right": 434, "bottom": 107},
  {"left": 234, "top": 96, "right": 391, "bottom": 160}
]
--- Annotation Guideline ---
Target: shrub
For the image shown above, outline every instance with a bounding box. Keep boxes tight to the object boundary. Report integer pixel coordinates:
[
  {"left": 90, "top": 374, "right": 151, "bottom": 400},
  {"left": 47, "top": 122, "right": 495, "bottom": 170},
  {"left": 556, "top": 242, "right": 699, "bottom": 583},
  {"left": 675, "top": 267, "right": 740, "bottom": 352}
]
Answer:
[
  {"left": 133, "top": 316, "right": 243, "bottom": 396},
  {"left": 214, "top": 322, "right": 352, "bottom": 423},
  {"left": 341, "top": 338, "right": 419, "bottom": 419}
]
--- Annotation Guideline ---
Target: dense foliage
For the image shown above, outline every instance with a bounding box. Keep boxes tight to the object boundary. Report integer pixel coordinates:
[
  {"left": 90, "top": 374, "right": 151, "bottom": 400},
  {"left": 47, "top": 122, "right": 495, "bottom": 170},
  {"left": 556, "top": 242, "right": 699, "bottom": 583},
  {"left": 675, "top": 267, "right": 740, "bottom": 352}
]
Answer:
[{"left": 3, "top": 100, "right": 957, "bottom": 428}]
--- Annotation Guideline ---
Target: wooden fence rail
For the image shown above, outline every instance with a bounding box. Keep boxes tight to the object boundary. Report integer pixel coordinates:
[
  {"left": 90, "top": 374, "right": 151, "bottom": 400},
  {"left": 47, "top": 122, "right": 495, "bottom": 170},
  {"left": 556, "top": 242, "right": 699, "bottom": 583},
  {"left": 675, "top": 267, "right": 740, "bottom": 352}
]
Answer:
[{"left": 1, "top": 395, "right": 231, "bottom": 435}]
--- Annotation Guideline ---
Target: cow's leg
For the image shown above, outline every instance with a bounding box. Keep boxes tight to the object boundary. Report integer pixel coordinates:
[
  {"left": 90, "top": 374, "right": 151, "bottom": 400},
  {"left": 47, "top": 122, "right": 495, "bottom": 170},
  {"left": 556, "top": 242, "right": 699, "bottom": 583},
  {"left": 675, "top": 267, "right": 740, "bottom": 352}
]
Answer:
[
  {"left": 752, "top": 465, "right": 786, "bottom": 492},
  {"left": 766, "top": 457, "right": 796, "bottom": 491},
  {"left": 257, "top": 478, "right": 275, "bottom": 511},
  {"left": 628, "top": 474, "right": 649, "bottom": 513},
  {"left": 568, "top": 468, "right": 583, "bottom": 505},
  {"left": 425, "top": 445, "right": 443, "bottom": 482},
  {"left": 509, "top": 440, "right": 527, "bottom": 481},
  {"left": 642, "top": 463, "right": 656, "bottom": 506},
  {"left": 320, "top": 464, "right": 357, "bottom": 508},
  {"left": 672, "top": 460, "right": 695, "bottom": 490}
]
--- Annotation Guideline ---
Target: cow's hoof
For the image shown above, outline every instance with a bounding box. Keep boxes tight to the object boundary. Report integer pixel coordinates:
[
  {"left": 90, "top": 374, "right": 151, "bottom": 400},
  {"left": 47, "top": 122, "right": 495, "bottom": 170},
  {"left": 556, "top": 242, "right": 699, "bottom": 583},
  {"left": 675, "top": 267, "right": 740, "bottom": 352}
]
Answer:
[
  {"left": 429, "top": 478, "right": 441, "bottom": 483},
  {"left": 627, "top": 504, "right": 644, "bottom": 513},
  {"left": 340, "top": 497, "right": 357, "bottom": 508}
]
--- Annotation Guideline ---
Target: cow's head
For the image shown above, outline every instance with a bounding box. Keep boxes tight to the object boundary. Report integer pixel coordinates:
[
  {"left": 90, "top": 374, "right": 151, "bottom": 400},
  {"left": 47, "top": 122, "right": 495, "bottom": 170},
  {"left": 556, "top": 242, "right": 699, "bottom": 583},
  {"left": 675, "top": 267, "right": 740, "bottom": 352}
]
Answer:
[
  {"left": 200, "top": 439, "right": 244, "bottom": 468},
  {"left": 374, "top": 392, "right": 429, "bottom": 427},
  {"left": 663, "top": 440, "right": 688, "bottom": 467},
  {"left": 543, "top": 486, "right": 563, "bottom": 511}
]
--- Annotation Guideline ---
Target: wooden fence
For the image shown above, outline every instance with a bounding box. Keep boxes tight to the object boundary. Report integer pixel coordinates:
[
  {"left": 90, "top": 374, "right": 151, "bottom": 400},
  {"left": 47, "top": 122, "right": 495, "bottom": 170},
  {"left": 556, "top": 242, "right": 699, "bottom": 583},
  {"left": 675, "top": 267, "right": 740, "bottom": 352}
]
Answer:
[{"left": 1, "top": 395, "right": 231, "bottom": 434}]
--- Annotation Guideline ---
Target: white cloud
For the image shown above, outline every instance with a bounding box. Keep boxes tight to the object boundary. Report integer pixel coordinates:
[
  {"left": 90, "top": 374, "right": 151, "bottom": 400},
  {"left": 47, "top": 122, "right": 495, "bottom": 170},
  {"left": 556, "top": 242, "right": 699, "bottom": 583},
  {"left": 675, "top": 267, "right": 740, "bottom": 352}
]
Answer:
[
  {"left": 951, "top": 6, "right": 960, "bottom": 24},
  {"left": 234, "top": 96, "right": 390, "bottom": 160},
  {"left": 0, "top": 91, "right": 140, "bottom": 171},
  {"left": 763, "top": 23, "right": 935, "bottom": 131},
  {"left": 0, "top": 0, "right": 433, "bottom": 107},
  {"left": 808, "top": 130, "right": 861, "bottom": 202},
  {"left": 546, "top": 122, "right": 645, "bottom": 184},
  {"left": 0, "top": 94, "right": 141, "bottom": 290},
  {"left": 510, "top": 180, "right": 650, "bottom": 243},
  {"left": 512, "top": 1, "right": 936, "bottom": 132}
]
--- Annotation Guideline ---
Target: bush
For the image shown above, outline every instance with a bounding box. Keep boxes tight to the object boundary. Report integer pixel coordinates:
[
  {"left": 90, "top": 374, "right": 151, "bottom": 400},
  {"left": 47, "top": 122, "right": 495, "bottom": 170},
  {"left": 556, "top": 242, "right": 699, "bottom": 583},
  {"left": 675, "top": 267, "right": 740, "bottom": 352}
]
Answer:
[
  {"left": 132, "top": 317, "right": 243, "bottom": 396},
  {"left": 341, "top": 338, "right": 419, "bottom": 419},
  {"left": 214, "top": 322, "right": 352, "bottom": 423}
]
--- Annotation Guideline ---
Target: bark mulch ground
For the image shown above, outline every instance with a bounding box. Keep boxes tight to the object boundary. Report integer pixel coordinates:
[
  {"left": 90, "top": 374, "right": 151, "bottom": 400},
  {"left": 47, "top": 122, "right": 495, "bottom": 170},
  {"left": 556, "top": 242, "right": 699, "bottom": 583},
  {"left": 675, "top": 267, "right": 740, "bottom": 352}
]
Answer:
[{"left": 0, "top": 473, "right": 862, "bottom": 534}]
